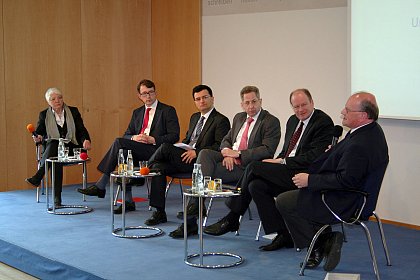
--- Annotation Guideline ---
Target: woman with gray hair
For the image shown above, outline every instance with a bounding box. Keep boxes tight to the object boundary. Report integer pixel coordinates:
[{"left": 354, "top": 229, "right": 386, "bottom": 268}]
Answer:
[{"left": 25, "top": 87, "right": 91, "bottom": 206}]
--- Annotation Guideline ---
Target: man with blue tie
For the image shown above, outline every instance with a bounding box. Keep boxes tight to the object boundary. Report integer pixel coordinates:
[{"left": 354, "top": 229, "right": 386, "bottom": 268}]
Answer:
[
  {"left": 77, "top": 79, "right": 180, "bottom": 203},
  {"left": 142, "top": 85, "right": 230, "bottom": 226}
]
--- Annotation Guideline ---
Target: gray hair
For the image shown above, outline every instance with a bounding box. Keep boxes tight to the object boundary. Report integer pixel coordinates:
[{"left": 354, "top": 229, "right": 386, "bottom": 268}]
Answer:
[
  {"left": 240, "top": 86, "right": 260, "bottom": 101},
  {"left": 45, "top": 87, "right": 63, "bottom": 102}
]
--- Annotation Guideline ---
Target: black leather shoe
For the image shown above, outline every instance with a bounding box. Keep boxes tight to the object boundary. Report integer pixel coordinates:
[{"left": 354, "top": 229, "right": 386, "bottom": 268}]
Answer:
[
  {"left": 145, "top": 210, "right": 167, "bottom": 226},
  {"left": 25, "top": 177, "right": 41, "bottom": 188},
  {"left": 259, "top": 234, "right": 294, "bottom": 251},
  {"left": 301, "top": 247, "right": 324, "bottom": 269},
  {"left": 176, "top": 203, "right": 207, "bottom": 219},
  {"left": 203, "top": 216, "right": 239, "bottom": 236},
  {"left": 113, "top": 201, "right": 136, "bottom": 214},
  {"left": 169, "top": 222, "right": 198, "bottom": 238},
  {"left": 323, "top": 232, "right": 344, "bottom": 271},
  {"left": 77, "top": 185, "right": 106, "bottom": 198}
]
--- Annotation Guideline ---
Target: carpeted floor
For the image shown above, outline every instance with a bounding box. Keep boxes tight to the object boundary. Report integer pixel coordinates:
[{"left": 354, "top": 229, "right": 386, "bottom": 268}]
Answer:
[{"left": 0, "top": 184, "right": 419, "bottom": 280}]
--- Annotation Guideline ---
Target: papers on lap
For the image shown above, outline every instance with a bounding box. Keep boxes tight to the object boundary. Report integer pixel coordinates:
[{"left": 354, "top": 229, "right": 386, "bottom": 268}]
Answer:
[{"left": 174, "top": 143, "right": 195, "bottom": 150}]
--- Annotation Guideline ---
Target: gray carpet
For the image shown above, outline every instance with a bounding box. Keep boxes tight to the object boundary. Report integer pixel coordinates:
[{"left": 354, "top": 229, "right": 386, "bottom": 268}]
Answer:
[{"left": 0, "top": 184, "right": 419, "bottom": 280}]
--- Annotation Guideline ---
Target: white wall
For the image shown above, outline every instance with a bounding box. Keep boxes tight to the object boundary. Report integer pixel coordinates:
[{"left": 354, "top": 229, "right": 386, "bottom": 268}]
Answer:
[{"left": 203, "top": 5, "right": 420, "bottom": 226}]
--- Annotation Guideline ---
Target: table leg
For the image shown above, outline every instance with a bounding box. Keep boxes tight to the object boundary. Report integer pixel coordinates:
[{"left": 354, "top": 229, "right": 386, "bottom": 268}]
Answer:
[
  {"left": 45, "top": 161, "right": 49, "bottom": 211},
  {"left": 122, "top": 177, "right": 126, "bottom": 236},
  {"left": 199, "top": 195, "right": 204, "bottom": 265},
  {"left": 82, "top": 161, "right": 87, "bottom": 202},
  {"left": 184, "top": 193, "right": 188, "bottom": 261},
  {"left": 51, "top": 162, "right": 55, "bottom": 213}
]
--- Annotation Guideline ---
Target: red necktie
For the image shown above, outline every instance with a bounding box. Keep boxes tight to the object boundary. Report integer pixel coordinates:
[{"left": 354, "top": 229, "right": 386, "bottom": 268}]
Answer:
[
  {"left": 235, "top": 117, "right": 254, "bottom": 164},
  {"left": 140, "top": 107, "right": 152, "bottom": 134},
  {"left": 285, "top": 122, "right": 304, "bottom": 157}
]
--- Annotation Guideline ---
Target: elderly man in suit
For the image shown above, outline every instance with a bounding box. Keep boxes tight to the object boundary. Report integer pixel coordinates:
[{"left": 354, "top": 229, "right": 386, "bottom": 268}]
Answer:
[
  {"left": 277, "top": 92, "right": 388, "bottom": 272},
  {"left": 170, "top": 85, "right": 281, "bottom": 238},
  {"left": 78, "top": 79, "right": 180, "bottom": 202},
  {"left": 141, "top": 85, "right": 230, "bottom": 226},
  {"left": 203, "top": 89, "right": 334, "bottom": 252}
]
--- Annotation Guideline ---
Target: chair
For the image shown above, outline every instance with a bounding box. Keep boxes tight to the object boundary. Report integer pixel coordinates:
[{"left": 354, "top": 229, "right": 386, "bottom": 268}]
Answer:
[{"left": 299, "top": 163, "right": 391, "bottom": 280}]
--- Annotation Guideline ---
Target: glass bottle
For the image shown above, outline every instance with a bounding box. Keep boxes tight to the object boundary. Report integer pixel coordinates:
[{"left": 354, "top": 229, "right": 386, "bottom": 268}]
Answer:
[
  {"left": 126, "top": 150, "right": 134, "bottom": 175},
  {"left": 58, "top": 138, "right": 65, "bottom": 161},
  {"left": 118, "top": 149, "right": 125, "bottom": 175}
]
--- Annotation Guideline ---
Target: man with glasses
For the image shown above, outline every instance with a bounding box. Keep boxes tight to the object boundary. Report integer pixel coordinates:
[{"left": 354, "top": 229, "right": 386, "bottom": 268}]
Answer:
[
  {"left": 141, "top": 85, "right": 230, "bottom": 227},
  {"left": 203, "top": 89, "right": 334, "bottom": 253},
  {"left": 277, "top": 92, "right": 388, "bottom": 272},
  {"left": 78, "top": 79, "right": 180, "bottom": 203},
  {"left": 169, "top": 85, "right": 281, "bottom": 238}
]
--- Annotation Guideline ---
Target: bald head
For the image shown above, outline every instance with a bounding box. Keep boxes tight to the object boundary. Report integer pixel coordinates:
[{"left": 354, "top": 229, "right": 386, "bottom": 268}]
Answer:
[{"left": 341, "top": 91, "right": 379, "bottom": 129}]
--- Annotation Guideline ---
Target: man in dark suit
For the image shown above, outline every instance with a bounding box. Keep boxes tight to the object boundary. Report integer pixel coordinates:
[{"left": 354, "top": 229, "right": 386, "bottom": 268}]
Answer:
[
  {"left": 26, "top": 87, "right": 91, "bottom": 206},
  {"left": 277, "top": 92, "right": 388, "bottom": 272},
  {"left": 203, "top": 89, "right": 334, "bottom": 247},
  {"left": 78, "top": 79, "right": 180, "bottom": 201},
  {"left": 141, "top": 85, "right": 230, "bottom": 226},
  {"left": 170, "top": 85, "right": 281, "bottom": 238}
]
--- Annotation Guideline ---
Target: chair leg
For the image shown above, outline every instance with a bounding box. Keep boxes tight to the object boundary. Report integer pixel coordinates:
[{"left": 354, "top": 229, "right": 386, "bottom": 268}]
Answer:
[
  {"left": 255, "top": 221, "right": 262, "bottom": 241},
  {"left": 203, "top": 197, "right": 213, "bottom": 226},
  {"left": 360, "top": 221, "right": 381, "bottom": 280},
  {"left": 235, "top": 215, "right": 243, "bottom": 236},
  {"left": 113, "top": 185, "right": 121, "bottom": 206},
  {"left": 299, "top": 224, "right": 331, "bottom": 276},
  {"left": 373, "top": 212, "right": 392, "bottom": 266},
  {"left": 165, "top": 177, "right": 174, "bottom": 198}
]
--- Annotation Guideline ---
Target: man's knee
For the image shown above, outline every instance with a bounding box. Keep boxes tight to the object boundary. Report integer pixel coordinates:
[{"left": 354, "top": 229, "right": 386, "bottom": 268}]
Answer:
[{"left": 276, "top": 190, "right": 298, "bottom": 214}]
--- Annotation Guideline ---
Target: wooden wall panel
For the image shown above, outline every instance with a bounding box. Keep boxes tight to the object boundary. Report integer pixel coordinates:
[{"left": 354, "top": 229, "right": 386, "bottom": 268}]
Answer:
[
  {"left": 151, "top": 0, "right": 201, "bottom": 136},
  {"left": 81, "top": 0, "right": 152, "bottom": 182},
  {"left": 0, "top": 0, "right": 6, "bottom": 189},
  {"left": 2, "top": 0, "right": 82, "bottom": 190}
]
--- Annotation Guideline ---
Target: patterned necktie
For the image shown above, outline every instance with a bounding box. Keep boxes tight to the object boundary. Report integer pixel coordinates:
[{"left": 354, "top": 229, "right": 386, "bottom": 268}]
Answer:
[
  {"left": 140, "top": 107, "right": 152, "bottom": 134},
  {"left": 189, "top": 116, "right": 205, "bottom": 146},
  {"left": 285, "top": 121, "right": 304, "bottom": 157}
]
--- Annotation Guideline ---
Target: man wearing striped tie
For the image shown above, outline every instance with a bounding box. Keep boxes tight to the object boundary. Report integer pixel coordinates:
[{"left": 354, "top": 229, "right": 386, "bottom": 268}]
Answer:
[
  {"left": 203, "top": 89, "right": 334, "bottom": 252},
  {"left": 143, "top": 85, "right": 230, "bottom": 226}
]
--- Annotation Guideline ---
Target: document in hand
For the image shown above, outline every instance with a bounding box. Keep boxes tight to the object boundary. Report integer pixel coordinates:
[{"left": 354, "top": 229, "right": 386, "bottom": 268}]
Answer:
[{"left": 173, "top": 143, "right": 195, "bottom": 150}]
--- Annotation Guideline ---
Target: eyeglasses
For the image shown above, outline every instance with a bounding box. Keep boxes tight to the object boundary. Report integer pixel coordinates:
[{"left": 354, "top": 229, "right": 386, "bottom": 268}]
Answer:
[
  {"left": 194, "top": 95, "right": 211, "bottom": 102},
  {"left": 344, "top": 107, "right": 364, "bottom": 113},
  {"left": 139, "top": 90, "right": 155, "bottom": 97},
  {"left": 292, "top": 103, "right": 309, "bottom": 110},
  {"left": 242, "top": 99, "right": 260, "bottom": 106}
]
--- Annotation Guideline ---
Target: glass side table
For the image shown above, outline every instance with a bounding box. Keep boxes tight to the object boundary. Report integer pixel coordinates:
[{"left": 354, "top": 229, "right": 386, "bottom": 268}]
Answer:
[
  {"left": 183, "top": 189, "right": 244, "bottom": 268},
  {"left": 110, "top": 171, "right": 163, "bottom": 239},
  {"left": 45, "top": 157, "right": 92, "bottom": 215}
]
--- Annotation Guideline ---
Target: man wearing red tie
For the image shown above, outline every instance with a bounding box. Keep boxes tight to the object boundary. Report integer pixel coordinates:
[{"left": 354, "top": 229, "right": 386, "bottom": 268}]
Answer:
[
  {"left": 170, "top": 85, "right": 281, "bottom": 238},
  {"left": 78, "top": 79, "right": 180, "bottom": 199},
  {"left": 203, "top": 89, "right": 334, "bottom": 252}
]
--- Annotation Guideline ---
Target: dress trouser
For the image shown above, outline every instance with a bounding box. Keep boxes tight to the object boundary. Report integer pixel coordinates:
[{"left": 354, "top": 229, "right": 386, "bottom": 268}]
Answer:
[
  {"left": 97, "top": 137, "right": 158, "bottom": 174},
  {"left": 227, "top": 161, "right": 298, "bottom": 235},
  {"left": 148, "top": 143, "right": 195, "bottom": 209},
  {"left": 276, "top": 190, "right": 324, "bottom": 248}
]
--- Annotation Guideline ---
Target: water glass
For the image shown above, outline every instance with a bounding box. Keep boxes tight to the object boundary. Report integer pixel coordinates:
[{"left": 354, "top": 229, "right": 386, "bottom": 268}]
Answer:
[
  {"left": 64, "top": 147, "right": 69, "bottom": 160},
  {"left": 214, "top": 178, "right": 222, "bottom": 192},
  {"left": 73, "top": 148, "right": 81, "bottom": 159},
  {"left": 203, "top": 176, "right": 211, "bottom": 192},
  {"left": 140, "top": 161, "right": 149, "bottom": 168}
]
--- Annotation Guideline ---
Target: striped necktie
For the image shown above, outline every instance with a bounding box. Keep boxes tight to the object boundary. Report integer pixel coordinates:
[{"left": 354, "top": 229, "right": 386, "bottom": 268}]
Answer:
[
  {"left": 189, "top": 116, "right": 205, "bottom": 146},
  {"left": 285, "top": 121, "right": 304, "bottom": 157}
]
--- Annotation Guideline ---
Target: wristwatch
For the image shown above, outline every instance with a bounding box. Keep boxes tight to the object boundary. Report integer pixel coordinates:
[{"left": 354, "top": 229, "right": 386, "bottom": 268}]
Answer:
[{"left": 280, "top": 158, "right": 286, "bottom": 164}]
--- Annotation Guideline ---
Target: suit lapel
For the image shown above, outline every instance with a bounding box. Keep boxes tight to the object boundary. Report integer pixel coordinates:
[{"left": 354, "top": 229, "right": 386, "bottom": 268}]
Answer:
[
  {"left": 186, "top": 113, "right": 200, "bottom": 142},
  {"left": 233, "top": 113, "right": 247, "bottom": 140},
  {"left": 149, "top": 103, "right": 161, "bottom": 133},
  {"left": 196, "top": 110, "right": 215, "bottom": 144}
]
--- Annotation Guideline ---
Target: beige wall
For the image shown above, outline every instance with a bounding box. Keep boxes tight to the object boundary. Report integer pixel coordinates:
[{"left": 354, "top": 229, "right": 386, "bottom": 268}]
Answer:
[{"left": 0, "top": 0, "right": 201, "bottom": 191}]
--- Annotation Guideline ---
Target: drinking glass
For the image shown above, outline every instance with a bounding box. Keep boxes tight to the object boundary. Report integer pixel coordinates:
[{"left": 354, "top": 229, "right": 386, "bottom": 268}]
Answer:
[
  {"left": 214, "top": 178, "right": 222, "bottom": 192},
  {"left": 64, "top": 147, "right": 69, "bottom": 160},
  {"left": 203, "top": 176, "right": 211, "bottom": 192},
  {"left": 73, "top": 148, "right": 81, "bottom": 159}
]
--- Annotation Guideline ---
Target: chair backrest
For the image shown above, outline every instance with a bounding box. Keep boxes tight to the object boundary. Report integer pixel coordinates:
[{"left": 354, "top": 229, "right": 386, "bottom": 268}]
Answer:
[{"left": 360, "top": 161, "right": 388, "bottom": 220}]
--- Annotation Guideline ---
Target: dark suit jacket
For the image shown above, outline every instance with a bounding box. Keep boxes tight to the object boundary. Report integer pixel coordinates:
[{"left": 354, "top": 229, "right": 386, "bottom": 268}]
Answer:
[
  {"left": 278, "top": 109, "right": 334, "bottom": 171},
  {"left": 182, "top": 109, "right": 230, "bottom": 155},
  {"left": 123, "top": 101, "right": 180, "bottom": 146},
  {"left": 36, "top": 105, "right": 91, "bottom": 146},
  {"left": 220, "top": 109, "right": 280, "bottom": 166},
  {"left": 298, "top": 121, "right": 389, "bottom": 224}
]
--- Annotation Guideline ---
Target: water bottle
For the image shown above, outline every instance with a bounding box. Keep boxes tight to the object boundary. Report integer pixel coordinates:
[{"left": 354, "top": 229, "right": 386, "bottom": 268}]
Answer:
[
  {"left": 191, "top": 163, "right": 199, "bottom": 193},
  {"left": 118, "top": 149, "right": 125, "bottom": 175},
  {"left": 196, "top": 163, "right": 204, "bottom": 194},
  {"left": 126, "top": 150, "right": 134, "bottom": 175},
  {"left": 58, "top": 138, "right": 65, "bottom": 161}
]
